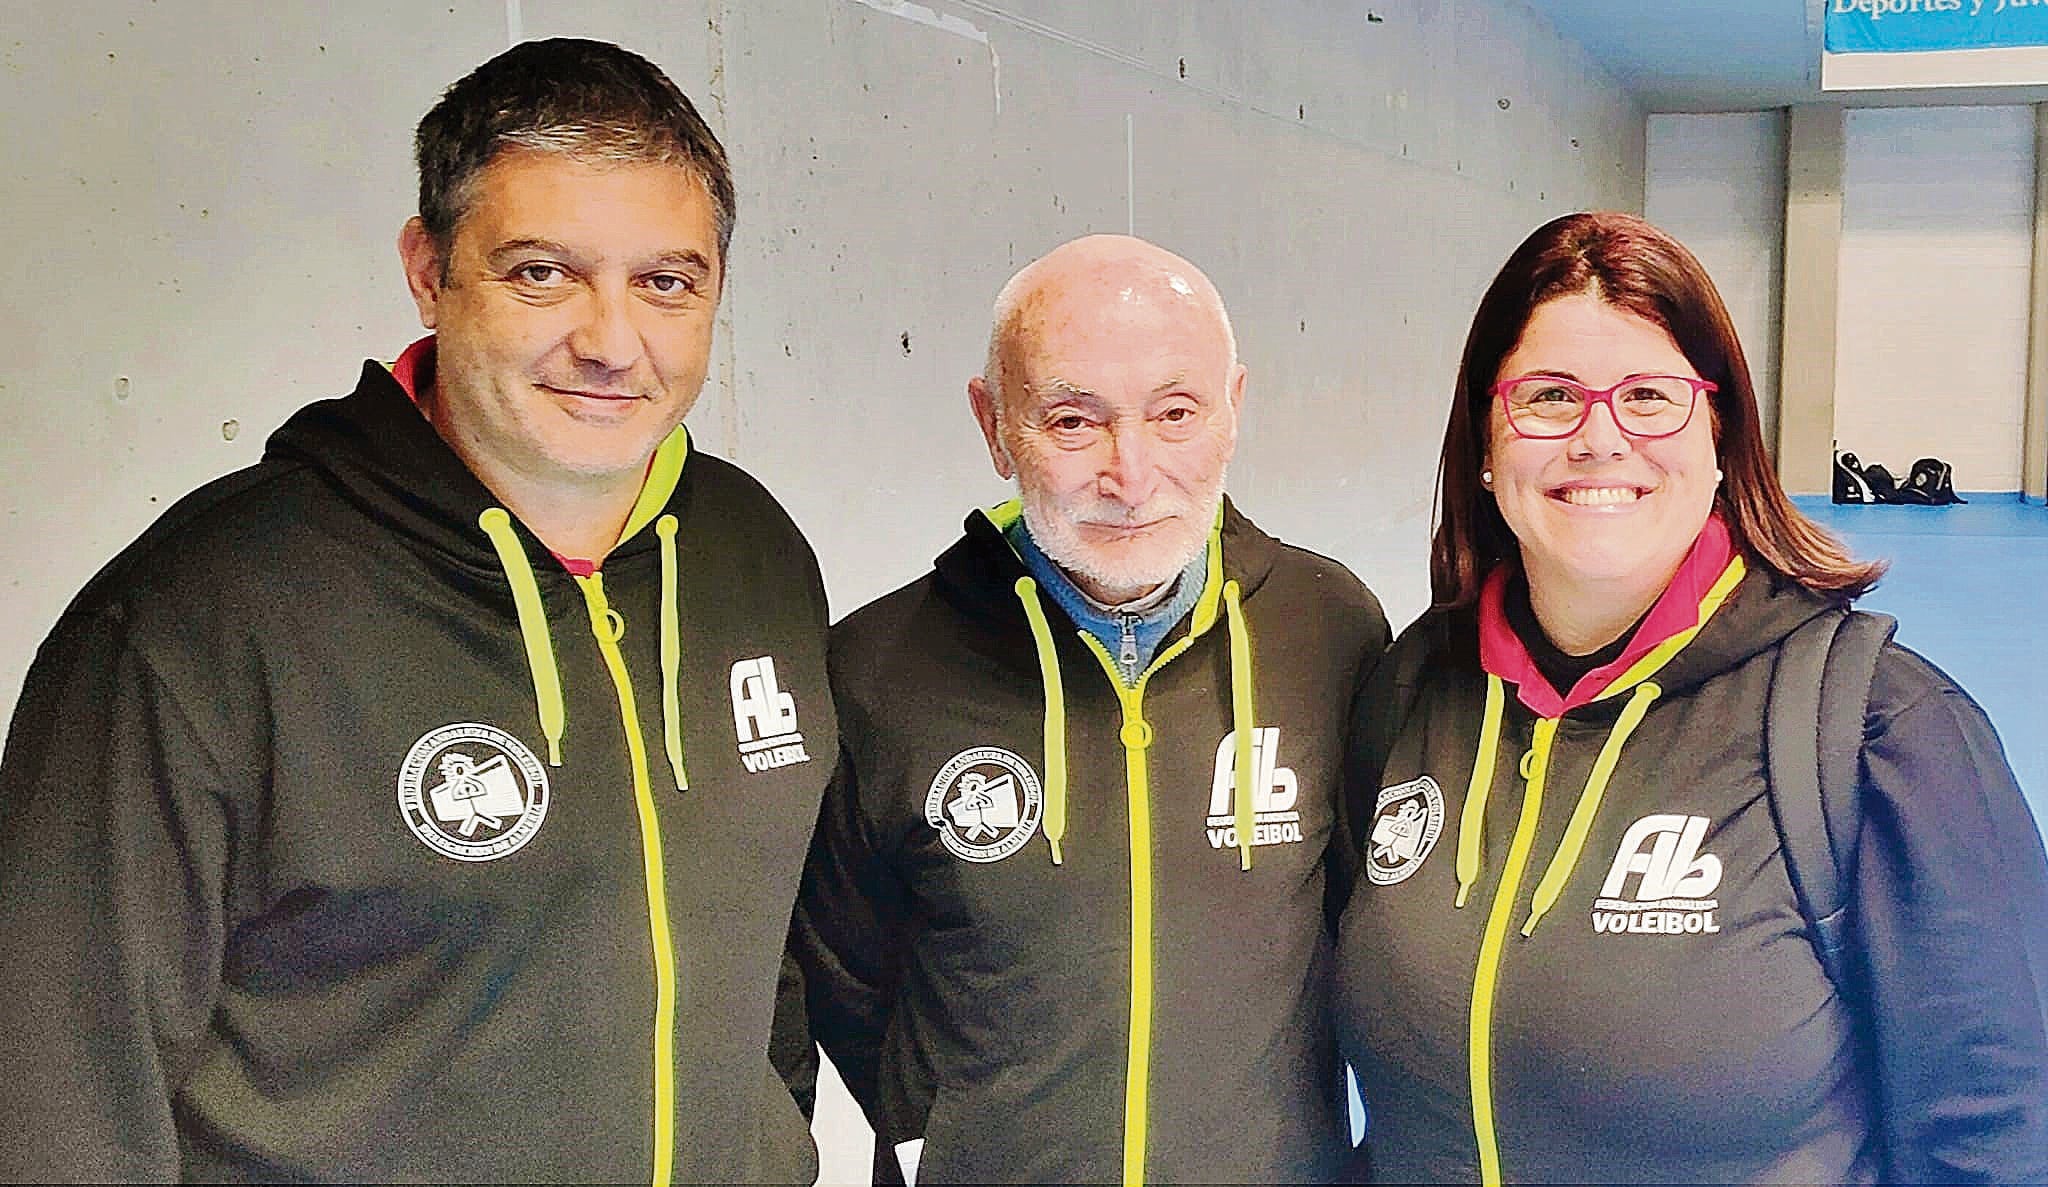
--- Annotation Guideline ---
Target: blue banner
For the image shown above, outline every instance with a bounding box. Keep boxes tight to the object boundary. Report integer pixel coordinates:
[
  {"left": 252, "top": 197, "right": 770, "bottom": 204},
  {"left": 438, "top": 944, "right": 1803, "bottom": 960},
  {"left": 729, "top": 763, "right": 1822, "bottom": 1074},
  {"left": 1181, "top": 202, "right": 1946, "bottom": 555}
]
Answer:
[{"left": 1826, "top": 0, "right": 2048, "bottom": 53}]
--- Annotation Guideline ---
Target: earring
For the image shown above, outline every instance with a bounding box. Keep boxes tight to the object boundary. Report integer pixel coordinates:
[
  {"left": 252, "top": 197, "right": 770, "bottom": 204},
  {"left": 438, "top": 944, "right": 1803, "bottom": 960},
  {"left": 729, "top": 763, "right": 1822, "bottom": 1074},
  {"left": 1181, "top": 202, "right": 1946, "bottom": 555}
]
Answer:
[
  {"left": 1715, "top": 468, "right": 1724, "bottom": 483},
  {"left": 1481, "top": 470, "right": 1493, "bottom": 487}
]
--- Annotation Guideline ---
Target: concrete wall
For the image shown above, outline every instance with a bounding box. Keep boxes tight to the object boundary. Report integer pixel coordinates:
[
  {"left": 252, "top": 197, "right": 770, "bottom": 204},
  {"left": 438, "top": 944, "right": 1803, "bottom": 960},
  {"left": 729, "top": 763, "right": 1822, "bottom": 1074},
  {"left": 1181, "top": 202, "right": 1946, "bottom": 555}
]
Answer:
[
  {"left": 0, "top": 3, "right": 1644, "bottom": 1181},
  {"left": 1647, "top": 104, "right": 2042, "bottom": 498},
  {"left": 1645, "top": 111, "right": 1788, "bottom": 455},
  {"left": 1835, "top": 105, "right": 2035, "bottom": 492}
]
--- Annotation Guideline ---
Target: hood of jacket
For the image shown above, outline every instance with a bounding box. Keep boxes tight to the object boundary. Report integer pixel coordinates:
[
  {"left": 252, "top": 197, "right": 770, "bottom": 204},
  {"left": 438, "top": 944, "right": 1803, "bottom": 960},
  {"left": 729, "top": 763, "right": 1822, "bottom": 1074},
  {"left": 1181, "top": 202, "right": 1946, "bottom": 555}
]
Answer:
[
  {"left": 260, "top": 340, "right": 695, "bottom": 779},
  {"left": 1411, "top": 516, "right": 1849, "bottom": 722},
  {"left": 261, "top": 343, "right": 688, "bottom": 590}
]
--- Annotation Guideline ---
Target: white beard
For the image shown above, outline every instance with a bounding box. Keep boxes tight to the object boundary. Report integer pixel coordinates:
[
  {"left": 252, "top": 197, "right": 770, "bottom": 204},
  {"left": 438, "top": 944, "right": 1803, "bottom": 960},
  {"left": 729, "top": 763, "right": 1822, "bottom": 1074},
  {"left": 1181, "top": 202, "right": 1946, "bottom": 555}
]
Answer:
[{"left": 1016, "top": 471, "right": 1224, "bottom": 602}]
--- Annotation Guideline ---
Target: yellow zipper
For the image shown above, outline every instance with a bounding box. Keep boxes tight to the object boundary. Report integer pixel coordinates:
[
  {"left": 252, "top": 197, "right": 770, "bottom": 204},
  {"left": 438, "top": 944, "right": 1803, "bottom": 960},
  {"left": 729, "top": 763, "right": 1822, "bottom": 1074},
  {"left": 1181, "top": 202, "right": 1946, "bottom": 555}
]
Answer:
[
  {"left": 575, "top": 572, "right": 678, "bottom": 1187},
  {"left": 1468, "top": 715, "right": 1557, "bottom": 1187},
  {"left": 1078, "top": 627, "right": 1207, "bottom": 1187}
]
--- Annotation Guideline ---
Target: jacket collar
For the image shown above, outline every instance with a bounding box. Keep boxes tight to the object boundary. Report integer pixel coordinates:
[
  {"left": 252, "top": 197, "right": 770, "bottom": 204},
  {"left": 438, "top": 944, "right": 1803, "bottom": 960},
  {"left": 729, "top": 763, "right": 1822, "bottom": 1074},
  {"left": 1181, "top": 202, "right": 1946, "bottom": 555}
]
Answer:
[{"left": 1478, "top": 515, "right": 1739, "bottom": 717}]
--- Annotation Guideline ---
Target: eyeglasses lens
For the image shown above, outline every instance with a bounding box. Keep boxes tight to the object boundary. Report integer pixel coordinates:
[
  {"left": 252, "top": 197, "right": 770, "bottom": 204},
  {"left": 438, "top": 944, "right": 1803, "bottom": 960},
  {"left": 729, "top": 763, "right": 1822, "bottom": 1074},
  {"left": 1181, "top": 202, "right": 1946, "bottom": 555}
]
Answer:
[{"left": 1504, "top": 377, "right": 1694, "bottom": 438}]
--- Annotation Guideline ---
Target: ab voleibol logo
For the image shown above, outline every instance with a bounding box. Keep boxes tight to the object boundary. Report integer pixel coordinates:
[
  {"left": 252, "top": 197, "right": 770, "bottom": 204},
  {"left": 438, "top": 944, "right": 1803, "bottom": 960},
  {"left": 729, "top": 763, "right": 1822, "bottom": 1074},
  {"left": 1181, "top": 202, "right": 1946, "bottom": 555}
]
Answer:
[
  {"left": 1366, "top": 776, "right": 1445, "bottom": 885},
  {"left": 398, "top": 723, "right": 550, "bottom": 862},
  {"left": 1206, "top": 728, "right": 1304, "bottom": 850},
  {"left": 731, "top": 656, "right": 812, "bottom": 772},
  {"left": 1593, "top": 814, "right": 1723, "bottom": 936},
  {"left": 926, "top": 747, "right": 1043, "bottom": 863}
]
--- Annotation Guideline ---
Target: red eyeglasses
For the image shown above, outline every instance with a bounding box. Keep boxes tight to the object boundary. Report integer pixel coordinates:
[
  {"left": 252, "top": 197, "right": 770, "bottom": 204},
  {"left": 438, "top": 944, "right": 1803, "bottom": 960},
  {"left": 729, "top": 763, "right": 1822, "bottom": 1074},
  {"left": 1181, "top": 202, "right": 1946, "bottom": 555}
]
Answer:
[{"left": 1492, "top": 374, "right": 1715, "bottom": 440}]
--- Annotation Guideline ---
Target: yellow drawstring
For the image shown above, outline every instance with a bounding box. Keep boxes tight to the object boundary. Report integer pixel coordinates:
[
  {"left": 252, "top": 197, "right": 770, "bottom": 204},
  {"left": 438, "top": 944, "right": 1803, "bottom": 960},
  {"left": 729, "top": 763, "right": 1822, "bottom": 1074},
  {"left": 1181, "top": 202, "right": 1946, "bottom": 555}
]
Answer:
[
  {"left": 1470, "top": 715, "right": 1558, "bottom": 1187},
  {"left": 1015, "top": 577, "right": 1069, "bottom": 865},
  {"left": 478, "top": 508, "right": 566, "bottom": 765},
  {"left": 1223, "top": 581, "right": 1257, "bottom": 871},
  {"left": 1457, "top": 556, "right": 1743, "bottom": 1186},
  {"left": 1458, "top": 553, "right": 1745, "bottom": 913},
  {"left": 656, "top": 515, "right": 688, "bottom": 793},
  {"left": 1520, "top": 682, "right": 1663, "bottom": 937},
  {"left": 1454, "top": 674, "right": 1506, "bottom": 908}
]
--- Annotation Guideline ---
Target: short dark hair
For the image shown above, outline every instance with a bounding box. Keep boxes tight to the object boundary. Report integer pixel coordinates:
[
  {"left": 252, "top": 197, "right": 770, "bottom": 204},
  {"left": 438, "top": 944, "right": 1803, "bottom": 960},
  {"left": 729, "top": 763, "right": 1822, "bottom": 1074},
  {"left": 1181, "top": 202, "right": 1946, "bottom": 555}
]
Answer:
[
  {"left": 1430, "top": 211, "right": 1883, "bottom": 607},
  {"left": 414, "top": 38, "right": 735, "bottom": 263}
]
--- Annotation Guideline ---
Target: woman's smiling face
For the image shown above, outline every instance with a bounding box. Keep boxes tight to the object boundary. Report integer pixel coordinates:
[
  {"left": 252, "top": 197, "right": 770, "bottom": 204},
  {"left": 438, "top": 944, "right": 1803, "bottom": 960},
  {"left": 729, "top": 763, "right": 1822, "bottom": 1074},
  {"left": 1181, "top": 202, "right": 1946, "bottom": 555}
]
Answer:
[{"left": 1485, "top": 290, "right": 1720, "bottom": 601}]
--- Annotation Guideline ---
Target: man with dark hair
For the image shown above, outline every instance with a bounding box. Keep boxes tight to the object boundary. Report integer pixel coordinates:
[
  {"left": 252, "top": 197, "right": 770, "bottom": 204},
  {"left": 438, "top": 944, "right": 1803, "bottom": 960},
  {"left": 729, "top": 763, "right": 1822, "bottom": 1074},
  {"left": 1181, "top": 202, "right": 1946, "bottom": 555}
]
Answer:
[
  {"left": 412, "top": 37, "right": 738, "bottom": 264},
  {"left": 791, "top": 235, "right": 1388, "bottom": 1184},
  {"left": 0, "top": 39, "right": 832, "bottom": 1183}
]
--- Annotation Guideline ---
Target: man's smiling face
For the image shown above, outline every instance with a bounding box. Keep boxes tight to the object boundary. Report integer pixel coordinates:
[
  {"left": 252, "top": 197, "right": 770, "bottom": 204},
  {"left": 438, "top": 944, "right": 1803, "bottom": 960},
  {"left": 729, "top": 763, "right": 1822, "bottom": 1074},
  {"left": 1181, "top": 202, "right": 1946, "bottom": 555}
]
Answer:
[{"left": 403, "top": 149, "right": 722, "bottom": 497}]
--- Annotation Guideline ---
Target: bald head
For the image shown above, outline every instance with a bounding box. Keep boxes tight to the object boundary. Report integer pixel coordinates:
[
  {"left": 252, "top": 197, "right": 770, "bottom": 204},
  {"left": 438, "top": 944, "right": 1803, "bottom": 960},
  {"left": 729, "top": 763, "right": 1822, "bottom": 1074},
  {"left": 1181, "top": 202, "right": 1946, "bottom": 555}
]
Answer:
[
  {"left": 966, "top": 234, "right": 1246, "bottom": 605},
  {"left": 984, "top": 234, "right": 1237, "bottom": 407}
]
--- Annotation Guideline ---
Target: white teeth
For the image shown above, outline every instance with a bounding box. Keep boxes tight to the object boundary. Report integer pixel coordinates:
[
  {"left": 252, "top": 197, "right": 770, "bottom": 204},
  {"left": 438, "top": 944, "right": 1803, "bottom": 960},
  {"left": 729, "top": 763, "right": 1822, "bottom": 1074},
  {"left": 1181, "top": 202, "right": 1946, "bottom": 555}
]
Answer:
[{"left": 1559, "top": 487, "right": 1641, "bottom": 506}]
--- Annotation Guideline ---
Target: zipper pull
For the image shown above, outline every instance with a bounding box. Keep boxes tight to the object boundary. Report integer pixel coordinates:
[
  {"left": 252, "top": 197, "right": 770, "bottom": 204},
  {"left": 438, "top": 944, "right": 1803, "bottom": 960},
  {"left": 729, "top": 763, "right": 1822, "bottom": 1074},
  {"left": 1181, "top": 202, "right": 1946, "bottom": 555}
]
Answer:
[{"left": 1119, "top": 612, "right": 1139, "bottom": 678}]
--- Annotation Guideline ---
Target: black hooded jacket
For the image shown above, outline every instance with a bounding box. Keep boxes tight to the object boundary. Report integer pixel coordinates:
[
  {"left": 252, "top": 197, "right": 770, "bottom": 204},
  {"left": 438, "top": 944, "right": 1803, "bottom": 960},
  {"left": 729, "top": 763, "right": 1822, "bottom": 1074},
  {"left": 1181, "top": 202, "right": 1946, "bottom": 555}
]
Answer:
[
  {"left": 1336, "top": 529, "right": 2048, "bottom": 1184},
  {"left": 0, "top": 353, "right": 834, "bottom": 1183},
  {"left": 792, "top": 500, "right": 1388, "bottom": 1184}
]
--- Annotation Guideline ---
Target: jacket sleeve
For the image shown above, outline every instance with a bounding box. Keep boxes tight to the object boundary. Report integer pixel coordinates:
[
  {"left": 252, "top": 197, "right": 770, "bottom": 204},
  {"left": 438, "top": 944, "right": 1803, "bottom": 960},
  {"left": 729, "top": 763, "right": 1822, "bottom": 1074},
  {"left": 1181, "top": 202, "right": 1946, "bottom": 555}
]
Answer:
[
  {"left": 787, "top": 741, "right": 913, "bottom": 1130},
  {"left": 769, "top": 944, "right": 819, "bottom": 1120},
  {"left": 1853, "top": 646, "right": 2048, "bottom": 1183},
  {"left": 1328, "top": 609, "right": 1396, "bottom": 930},
  {"left": 1335, "top": 618, "right": 1435, "bottom": 902},
  {"left": 0, "top": 604, "right": 233, "bottom": 1181}
]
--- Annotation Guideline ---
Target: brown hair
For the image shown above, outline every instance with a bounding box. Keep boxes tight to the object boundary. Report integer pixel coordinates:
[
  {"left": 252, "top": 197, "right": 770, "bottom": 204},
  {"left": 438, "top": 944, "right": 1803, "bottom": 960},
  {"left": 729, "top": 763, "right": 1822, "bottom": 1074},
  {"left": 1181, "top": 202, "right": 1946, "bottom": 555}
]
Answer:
[{"left": 1429, "top": 211, "right": 1883, "bottom": 607}]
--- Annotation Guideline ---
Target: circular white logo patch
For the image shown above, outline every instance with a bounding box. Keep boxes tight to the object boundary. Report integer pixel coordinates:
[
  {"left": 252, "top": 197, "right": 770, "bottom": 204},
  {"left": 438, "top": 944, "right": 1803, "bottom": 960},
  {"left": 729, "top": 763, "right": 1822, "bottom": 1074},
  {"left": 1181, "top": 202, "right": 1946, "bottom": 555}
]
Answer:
[
  {"left": 925, "top": 747, "right": 1044, "bottom": 863},
  {"left": 1366, "top": 775, "right": 1445, "bottom": 886},
  {"left": 397, "top": 722, "right": 551, "bottom": 862}
]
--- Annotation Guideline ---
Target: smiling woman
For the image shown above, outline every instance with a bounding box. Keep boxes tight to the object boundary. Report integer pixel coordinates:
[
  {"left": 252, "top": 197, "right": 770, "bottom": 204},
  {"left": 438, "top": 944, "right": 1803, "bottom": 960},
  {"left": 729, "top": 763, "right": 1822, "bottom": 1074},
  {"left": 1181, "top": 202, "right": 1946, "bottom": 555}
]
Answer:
[
  {"left": 1480, "top": 291, "right": 1726, "bottom": 652},
  {"left": 1335, "top": 211, "right": 2048, "bottom": 1185},
  {"left": 1432, "top": 213, "right": 1881, "bottom": 617}
]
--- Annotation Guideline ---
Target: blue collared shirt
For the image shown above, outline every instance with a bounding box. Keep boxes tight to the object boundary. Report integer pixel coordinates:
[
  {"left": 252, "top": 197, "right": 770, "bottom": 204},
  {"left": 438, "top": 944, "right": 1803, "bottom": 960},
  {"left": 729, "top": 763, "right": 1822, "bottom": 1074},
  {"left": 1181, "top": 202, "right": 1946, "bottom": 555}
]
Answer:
[{"left": 1006, "top": 519, "right": 1208, "bottom": 687}]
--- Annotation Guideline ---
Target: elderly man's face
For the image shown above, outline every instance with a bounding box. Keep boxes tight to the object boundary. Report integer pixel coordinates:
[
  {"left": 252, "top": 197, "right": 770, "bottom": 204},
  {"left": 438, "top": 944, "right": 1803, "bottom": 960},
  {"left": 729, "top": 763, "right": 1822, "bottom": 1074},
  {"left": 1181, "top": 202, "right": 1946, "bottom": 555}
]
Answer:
[
  {"left": 400, "top": 150, "right": 722, "bottom": 500},
  {"left": 974, "top": 279, "right": 1244, "bottom": 604}
]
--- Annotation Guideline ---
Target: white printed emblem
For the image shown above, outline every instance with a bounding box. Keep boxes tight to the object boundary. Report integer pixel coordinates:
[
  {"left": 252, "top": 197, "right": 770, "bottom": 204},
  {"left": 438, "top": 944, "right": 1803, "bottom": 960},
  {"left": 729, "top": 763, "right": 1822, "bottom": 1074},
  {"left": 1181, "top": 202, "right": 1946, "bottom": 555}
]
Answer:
[
  {"left": 1591, "top": 814, "right": 1724, "bottom": 936},
  {"left": 925, "top": 747, "right": 1044, "bottom": 863},
  {"left": 1366, "top": 776, "right": 1445, "bottom": 886},
  {"left": 1206, "top": 728, "right": 1305, "bottom": 850},
  {"left": 731, "top": 656, "right": 812, "bottom": 772},
  {"left": 397, "top": 722, "right": 550, "bottom": 862}
]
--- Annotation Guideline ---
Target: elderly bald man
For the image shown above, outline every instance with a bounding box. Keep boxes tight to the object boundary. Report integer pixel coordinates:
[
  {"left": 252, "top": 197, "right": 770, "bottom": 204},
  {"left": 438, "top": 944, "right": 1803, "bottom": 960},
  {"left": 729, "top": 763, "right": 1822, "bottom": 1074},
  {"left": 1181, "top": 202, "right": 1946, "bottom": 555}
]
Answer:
[{"left": 791, "top": 235, "right": 1389, "bottom": 1184}]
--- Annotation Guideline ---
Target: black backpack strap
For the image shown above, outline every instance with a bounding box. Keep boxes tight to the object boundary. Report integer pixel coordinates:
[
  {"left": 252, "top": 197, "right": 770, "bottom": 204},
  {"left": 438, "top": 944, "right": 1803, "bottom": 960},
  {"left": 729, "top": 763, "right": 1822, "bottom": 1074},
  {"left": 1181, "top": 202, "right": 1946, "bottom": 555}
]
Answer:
[{"left": 1765, "top": 608, "right": 1895, "bottom": 994}]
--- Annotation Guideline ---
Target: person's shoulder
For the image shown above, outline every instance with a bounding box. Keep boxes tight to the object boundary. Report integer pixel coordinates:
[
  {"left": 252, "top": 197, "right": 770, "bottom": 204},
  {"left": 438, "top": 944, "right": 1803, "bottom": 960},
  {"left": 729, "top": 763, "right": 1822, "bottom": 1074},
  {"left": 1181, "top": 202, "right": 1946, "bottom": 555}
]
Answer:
[
  {"left": 1853, "top": 637, "right": 2030, "bottom": 810},
  {"left": 1221, "top": 501, "right": 1371, "bottom": 602},
  {"left": 1865, "top": 637, "right": 1993, "bottom": 734},
  {"left": 824, "top": 572, "right": 957, "bottom": 726},
  {"left": 1265, "top": 539, "right": 1378, "bottom": 604},
  {"left": 673, "top": 451, "right": 830, "bottom": 606},
  {"left": 1856, "top": 636, "right": 2033, "bottom": 839},
  {"left": 1243, "top": 528, "right": 1386, "bottom": 639},
  {"left": 678, "top": 450, "right": 810, "bottom": 542},
  {"left": 1377, "top": 605, "right": 1470, "bottom": 684},
  {"left": 830, "top": 570, "right": 945, "bottom": 656},
  {"left": 68, "top": 455, "right": 324, "bottom": 617}
]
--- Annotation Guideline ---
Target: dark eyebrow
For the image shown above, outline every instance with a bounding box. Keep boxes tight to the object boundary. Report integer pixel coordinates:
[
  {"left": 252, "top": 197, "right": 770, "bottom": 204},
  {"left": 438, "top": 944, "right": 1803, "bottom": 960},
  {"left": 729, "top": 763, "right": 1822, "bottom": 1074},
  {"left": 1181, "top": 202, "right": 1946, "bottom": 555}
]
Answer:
[
  {"left": 484, "top": 240, "right": 715, "bottom": 275},
  {"left": 485, "top": 239, "right": 581, "bottom": 270},
  {"left": 645, "top": 249, "right": 715, "bottom": 274},
  {"left": 1514, "top": 370, "right": 1676, "bottom": 385}
]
